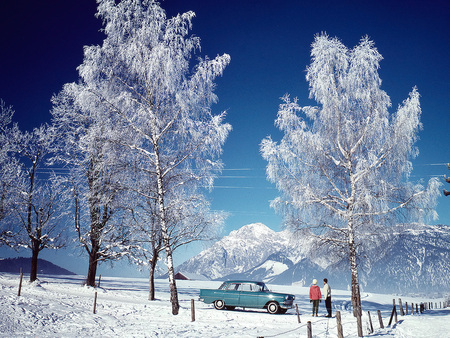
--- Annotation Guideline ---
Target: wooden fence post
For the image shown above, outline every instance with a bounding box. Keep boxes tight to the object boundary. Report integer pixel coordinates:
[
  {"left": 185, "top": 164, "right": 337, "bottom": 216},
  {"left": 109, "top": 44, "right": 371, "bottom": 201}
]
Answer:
[
  {"left": 307, "top": 321, "right": 312, "bottom": 338},
  {"left": 394, "top": 300, "right": 398, "bottom": 323},
  {"left": 18, "top": 267, "right": 23, "bottom": 297},
  {"left": 367, "top": 311, "right": 374, "bottom": 334},
  {"left": 93, "top": 291, "right": 98, "bottom": 314},
  {"left": 411, "top": 303, "right": 415, "bottom": 315},
  {"left": 336, "top": 311, "right": 344, "bottom": 338},
  {"left": 416, "top": 304, "right": 418, "bottom": 313},
  {"left": 191, "top": 299, "right": 195, "bottom": 322},
  {"left": 98, "top": 275, "right": 101, "bottom": 288},
  {"left": 388, "top": 299, "right": 397, "bottom": 326},
  {"left": 399, "top": 298, "right": 405, "bottom": 316},
  {"left": 295, "top": 304, "right": 301, "bottom": 323},
  {"left": 405, "top": 302, "right": 408, "bottom": 315},
  {"left": 377, "top": 310, "right": 384, "bottom": 329}
]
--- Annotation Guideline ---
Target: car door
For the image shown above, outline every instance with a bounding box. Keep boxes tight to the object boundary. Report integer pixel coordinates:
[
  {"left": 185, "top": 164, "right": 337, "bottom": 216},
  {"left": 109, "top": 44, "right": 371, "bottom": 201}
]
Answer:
[
  {"left": 238, "top": 283, "right": 261, "bottom": 308},
  {"left": 223, "top": 282, "right": 240, "bottom": 306}
]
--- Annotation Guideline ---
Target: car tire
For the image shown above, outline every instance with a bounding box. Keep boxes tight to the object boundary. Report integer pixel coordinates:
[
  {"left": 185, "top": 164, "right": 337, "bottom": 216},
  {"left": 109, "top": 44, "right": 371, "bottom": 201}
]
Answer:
[
  {"left": 267, "top": 301, "right": 280, "bottom": 314},
  {"left": 225, "top": 306, "right": 235, "bottom": 310},
  {"left": 214, "top": 299, "right": 225, "bottom": 310}
]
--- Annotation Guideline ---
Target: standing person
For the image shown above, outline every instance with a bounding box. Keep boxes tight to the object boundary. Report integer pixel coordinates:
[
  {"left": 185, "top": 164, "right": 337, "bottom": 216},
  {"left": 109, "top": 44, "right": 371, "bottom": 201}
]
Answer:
[
  {"left": 309, "top": 279, "right": 322, "bottom": 316},
  {"left": 323, "top": 278, "right": 332, "bottom": 317}
]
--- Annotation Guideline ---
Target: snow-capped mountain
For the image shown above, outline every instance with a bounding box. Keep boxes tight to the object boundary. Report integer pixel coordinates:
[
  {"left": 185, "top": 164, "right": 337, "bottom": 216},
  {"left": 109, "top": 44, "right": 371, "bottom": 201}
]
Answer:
[
  {"left": 359, "top": 224, "right": 450, "bottom": 293},
  {"left": 175, "top": 222, "right": 450, "bottom": 294},
  {"left": 176, "top": 223, "right": 292, "bottom": 280}
]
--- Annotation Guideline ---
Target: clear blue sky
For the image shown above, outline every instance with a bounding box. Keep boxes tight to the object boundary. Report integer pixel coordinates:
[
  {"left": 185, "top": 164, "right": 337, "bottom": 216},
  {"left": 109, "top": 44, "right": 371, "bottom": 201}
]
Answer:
[{"left": 1, "top": 0, "right": 449, "bottom": 277}]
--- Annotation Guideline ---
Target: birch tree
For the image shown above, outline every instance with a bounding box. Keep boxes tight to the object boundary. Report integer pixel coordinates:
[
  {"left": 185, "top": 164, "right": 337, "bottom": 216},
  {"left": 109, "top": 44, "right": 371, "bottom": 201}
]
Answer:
[
  {"left": 261, "top": 34, "right": 440, "bottom": 326},
  {"left": 74, "top": 0, "right": 230, "bottom": 314}
]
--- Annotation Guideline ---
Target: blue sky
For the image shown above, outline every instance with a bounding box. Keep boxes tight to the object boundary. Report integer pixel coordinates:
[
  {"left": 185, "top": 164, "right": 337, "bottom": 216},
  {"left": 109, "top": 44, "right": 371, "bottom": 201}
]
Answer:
[{"left": 1, "top": 0, "right": 449, "bottom": 277}]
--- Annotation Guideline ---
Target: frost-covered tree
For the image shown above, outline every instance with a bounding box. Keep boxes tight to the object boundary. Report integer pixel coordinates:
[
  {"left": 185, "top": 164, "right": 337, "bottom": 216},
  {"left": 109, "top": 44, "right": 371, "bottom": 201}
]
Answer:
[
  {"left": 73, "top": 0, "right": 230, "bottom": 314},
  {"left": 51, "top": 83, "right": 133, "bottom": 287},
  {"left": 6, "top": 124, "right": 67, "bottom": 282},
  {"left": 261, "top": 34, "right": 440, "bottom": 328},
  {"left": 0, "top": 100, "right": 19, "bottom": 245}
]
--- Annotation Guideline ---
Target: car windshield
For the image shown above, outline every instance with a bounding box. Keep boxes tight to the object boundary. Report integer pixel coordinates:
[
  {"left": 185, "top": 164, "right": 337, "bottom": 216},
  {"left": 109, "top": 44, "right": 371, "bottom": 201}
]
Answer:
[{"left": 218, "top": 282, "right": 227, "bottom": 290}]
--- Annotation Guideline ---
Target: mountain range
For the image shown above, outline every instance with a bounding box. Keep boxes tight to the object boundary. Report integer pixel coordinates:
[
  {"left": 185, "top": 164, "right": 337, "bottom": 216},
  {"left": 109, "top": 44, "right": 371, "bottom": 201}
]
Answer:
[{"left": 176, "top": 222, "right": 450, "bottom": 295}]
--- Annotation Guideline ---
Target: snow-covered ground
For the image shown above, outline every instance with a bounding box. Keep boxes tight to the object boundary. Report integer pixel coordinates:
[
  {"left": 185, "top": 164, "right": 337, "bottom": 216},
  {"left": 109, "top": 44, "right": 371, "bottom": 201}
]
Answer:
[{"left": 0, "top": 273, "right": 448, "bottom": 337}]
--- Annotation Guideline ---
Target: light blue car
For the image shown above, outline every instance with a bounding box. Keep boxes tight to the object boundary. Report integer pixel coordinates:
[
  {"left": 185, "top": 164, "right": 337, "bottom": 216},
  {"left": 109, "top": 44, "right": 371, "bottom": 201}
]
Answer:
[{"left": 199, "top": 280, "right": 295, "bottom": 314}]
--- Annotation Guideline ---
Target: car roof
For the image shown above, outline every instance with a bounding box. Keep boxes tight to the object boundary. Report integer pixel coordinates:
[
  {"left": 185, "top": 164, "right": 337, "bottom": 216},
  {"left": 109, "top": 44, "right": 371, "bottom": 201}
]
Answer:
[{"left": 223, "top": 280, "right": 264, "bottom": 284}]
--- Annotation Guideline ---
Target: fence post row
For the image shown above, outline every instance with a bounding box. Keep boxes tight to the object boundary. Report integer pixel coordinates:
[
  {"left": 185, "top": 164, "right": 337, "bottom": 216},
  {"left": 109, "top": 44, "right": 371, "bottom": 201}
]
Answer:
[{"left": 323, "top": 297, "right": 444, "bottom": 337}]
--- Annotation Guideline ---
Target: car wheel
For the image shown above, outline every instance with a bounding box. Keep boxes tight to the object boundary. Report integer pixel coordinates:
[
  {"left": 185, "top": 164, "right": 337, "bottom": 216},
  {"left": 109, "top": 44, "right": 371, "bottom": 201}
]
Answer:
[
  {"left": 267, "top": 301, "right": 280, "bottom": 314},
  {"left": 214, "top": 299, "right": 225, "bottom": 310},
  {"left": 225, "top": 306, "right": 235, "bottom": 310}
]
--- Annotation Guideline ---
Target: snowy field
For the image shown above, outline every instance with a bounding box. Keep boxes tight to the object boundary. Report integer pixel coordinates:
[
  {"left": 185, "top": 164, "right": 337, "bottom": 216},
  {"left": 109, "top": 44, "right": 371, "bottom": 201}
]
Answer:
[{"left": 0, "top": 273, "right": 448, "bottom": 337}]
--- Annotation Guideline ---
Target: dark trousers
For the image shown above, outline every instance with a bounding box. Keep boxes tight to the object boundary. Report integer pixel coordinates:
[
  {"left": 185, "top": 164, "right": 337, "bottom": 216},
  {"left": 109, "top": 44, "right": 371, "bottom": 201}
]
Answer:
[
  {"left": 325, "top": 297, "right": 332, "bottom": 316},
  {"left": 312, "top": 300, "right": 319, "bottom": 315}
]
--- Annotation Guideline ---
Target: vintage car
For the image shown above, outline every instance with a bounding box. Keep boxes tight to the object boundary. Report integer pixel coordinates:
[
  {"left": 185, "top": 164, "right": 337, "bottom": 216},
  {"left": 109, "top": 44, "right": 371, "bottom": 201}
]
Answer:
[{"left": 199, "top": 280, "right": 295, "bottom": 314}]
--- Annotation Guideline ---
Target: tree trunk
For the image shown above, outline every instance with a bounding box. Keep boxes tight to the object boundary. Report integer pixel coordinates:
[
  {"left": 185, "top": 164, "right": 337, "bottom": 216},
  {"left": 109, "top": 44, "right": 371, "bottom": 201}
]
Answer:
[
  {"left": 166, "top": 246, "right": 179, "bottom": 315},
  {"left": 347, "top": 216, "right": 362, "bottom": 317},
  {"left": 154, "top": 143, "right": 180, "bottom": 315},
  {"left": 349, "top": 238, "right": 363, "bottom": 337},
  {"left": 148, "top": 251, "right": 158, "bottom": 301},
  {"left": 29, "top": 241, "right": 39, "bottom": 282},
  {"left": 349, "top": 242, "right": 361, "bottom": 315},
  {"left": 86, "top": 249, "right": 99, "bottom": 287}
]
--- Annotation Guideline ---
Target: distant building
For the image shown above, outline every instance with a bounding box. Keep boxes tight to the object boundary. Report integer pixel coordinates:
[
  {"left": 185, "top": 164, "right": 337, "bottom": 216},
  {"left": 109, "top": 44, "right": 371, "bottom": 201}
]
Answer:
[{"left": 173, "top": 272, "right": 209, "bottom": 281}]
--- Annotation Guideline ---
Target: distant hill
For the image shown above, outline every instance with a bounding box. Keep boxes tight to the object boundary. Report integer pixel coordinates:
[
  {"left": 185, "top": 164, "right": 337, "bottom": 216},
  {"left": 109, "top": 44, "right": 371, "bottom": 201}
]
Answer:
[{"left": 0, "top": 257, "right": 75, "bottom": 275}]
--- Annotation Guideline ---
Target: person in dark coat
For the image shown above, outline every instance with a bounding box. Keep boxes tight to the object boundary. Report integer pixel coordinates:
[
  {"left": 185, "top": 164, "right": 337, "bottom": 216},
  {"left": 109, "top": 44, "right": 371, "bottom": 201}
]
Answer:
[
  {"left": 323, "top": 278, "right": 332, "bottom": 317},
  {"left": 309, "top": 279, "right": 322, "bottom": 316}
]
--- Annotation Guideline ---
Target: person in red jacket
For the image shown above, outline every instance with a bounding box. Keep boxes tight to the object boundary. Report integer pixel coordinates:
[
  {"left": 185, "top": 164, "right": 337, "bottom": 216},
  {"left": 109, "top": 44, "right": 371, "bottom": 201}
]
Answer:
[{"left": 309, "top": 279, "right": 322, "bottom": 316}]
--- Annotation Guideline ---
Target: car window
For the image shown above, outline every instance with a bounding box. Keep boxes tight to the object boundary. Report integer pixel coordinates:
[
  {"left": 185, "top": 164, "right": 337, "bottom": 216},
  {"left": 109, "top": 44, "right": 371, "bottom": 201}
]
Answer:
[
  {"left": 239, "top": 283, "right": 252, "bottom": 292},
  {"left": 252, "top": 284, "right": 262, "bottom": 292},
  {"left": 226, "top": 283, "right": 240, "bottom": 290},
  {"left": 218, "top": 282, "right": 227, "bottom": 290}
]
